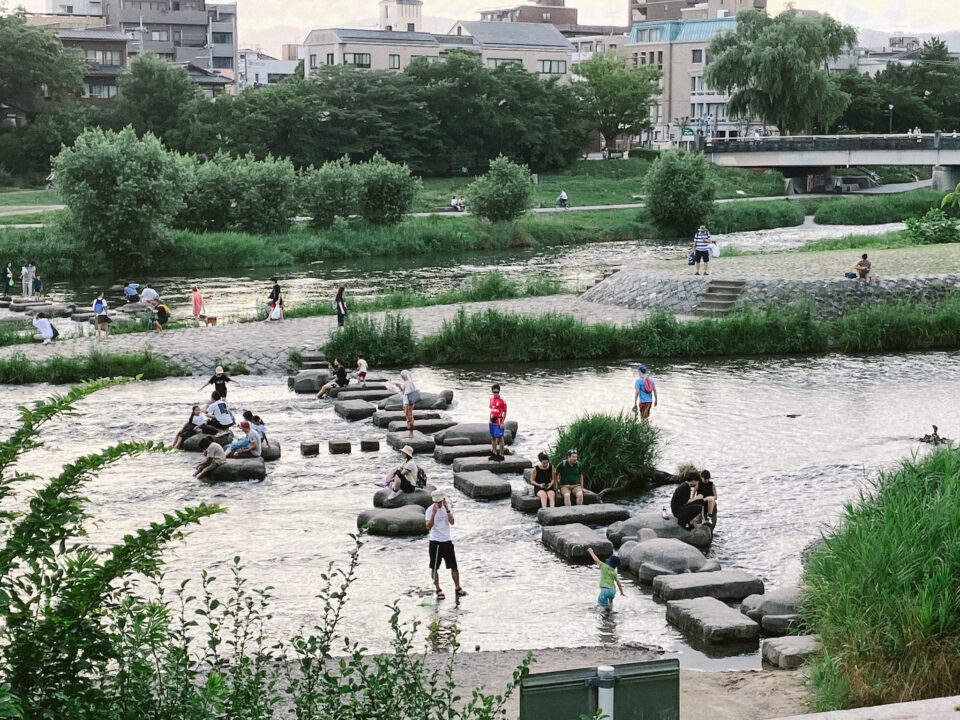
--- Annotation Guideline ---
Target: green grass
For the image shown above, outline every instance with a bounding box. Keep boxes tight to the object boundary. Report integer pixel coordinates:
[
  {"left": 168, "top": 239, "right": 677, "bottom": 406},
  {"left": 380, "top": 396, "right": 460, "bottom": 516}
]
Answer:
[
  {"left": 0, "top": 349, "right": 187, "bottom": 384},
  {"left": 707, "top": 200, "right": 805, "bottom": 233},
  {"left": 832, "top": 296, "right": 960, "bottom": 352},
  {"left": 322, "top": 313, "right": 418, "bottom": 368},
  {"left": 0, "top": 209, "right": 64, "bottom": 225},
  {"left": 802, "top": 447, "right": 960, "bottom": 710},
  {"left": 812, "top": 189, "right": 943, "bottom": 225},
  {"left": 0, "top": 187, "right": 61, "bottom": 206},
  {"left": 799, "top": 230, "right": 913, "bottom": 253}
]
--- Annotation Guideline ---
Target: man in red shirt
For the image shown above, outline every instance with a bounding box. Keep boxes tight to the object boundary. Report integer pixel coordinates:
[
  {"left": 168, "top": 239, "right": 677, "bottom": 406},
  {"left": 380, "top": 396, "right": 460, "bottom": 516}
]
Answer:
[{"left": 488, "top": 384, "right": 507, "bottom": 461}]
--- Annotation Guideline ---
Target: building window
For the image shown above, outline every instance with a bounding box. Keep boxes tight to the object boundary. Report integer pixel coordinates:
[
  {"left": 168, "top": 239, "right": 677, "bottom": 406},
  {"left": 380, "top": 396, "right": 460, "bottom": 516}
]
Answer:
[
  {"left": 690, "top": 76, "right": 697, "bottom": 92},
  {"left": 407, "top": 22, "right": 415, "bottom": 31},
  {"left": 326, "top": 53, "right": 334, "bottom": 64},
  {"left": 637, "top": 29, "right": 648, "bottom": 42},
  {"left": 267, "top": 73, "right": 285, "bottom": 83},
  {"left": 691, "top": 103, "right": 696, "bottom": 118},
  {"left": 84, "top": 83, "right": 117, "bottom": 99},
  {"left": 657, "top": 51, "right": 663, "bottom": 67},
  {"left": 212, "top": 32, "right": 232, "bottom": 44},
  {"left": 487, "top": 57, "right": 521, "bottom": 69},
  {"left": 580, "top": 41, "right": 593, "bottom": 52},
  {"left": 150, "top": 30, "right": 169, "bottom": 41},
  {"left": 85, "top": 49, "right": 121, "bottom": 65},
  {"left": 343, "top": 53, "right": 371, "bottom": 68},
  {"left": 309, "top": 54, "right": 316, "bottom": 68},
  {"left": 650, "top": 28, "right": 660, "bottom": 41},
  {"left": 632, "top": 52, "right": 638, "bottom": 65},
  {"left": 389, "top": 53, "right": 400, "bottom": 69},
  {"left": 537, "top": 59, "right": 566, "bottom": 74},
  {"left": 596, "top": 43, "right": 604, "bottom": 53},
  {"left": 255, "top": 72, "right": 260, "bottom": 83},
  {"left": 609, "top": 43, "right": 617, "bottom": 50},
  {"left": 212, "top": 56, "right": 233, "bottom": 69},
  {"left": 385, "top": 25, "right": 392, "bottom": 31},
  {"left": 692, "top": 49, "right": 703, "bottom": 63},
  {"left": 457, "top": 25, "right": 462, "bottom": 35},
  {"left": 542, "top": 12, "right": 550, "bottom": 19}
]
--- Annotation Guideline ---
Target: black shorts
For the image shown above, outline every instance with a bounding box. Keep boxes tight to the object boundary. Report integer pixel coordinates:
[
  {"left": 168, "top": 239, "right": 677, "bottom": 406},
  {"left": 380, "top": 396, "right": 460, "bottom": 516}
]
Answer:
[
  {"left": 694, "top": 249, "right": 710, "bottom": 263},
  {"left": 675, "top": 502, "right": 704, "bottom": 526},
  {"left": 399, "top": 475, "right": 416, "bottom": 493},
  {"left": 428, "top": 540, "right": 457, "bottom": 570}
]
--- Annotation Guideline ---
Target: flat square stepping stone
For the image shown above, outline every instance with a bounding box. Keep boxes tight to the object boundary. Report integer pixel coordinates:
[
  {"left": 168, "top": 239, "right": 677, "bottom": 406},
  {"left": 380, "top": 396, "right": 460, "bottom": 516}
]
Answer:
[
  {"left": 451, "top": 456, "right": 532, "bottom": 474},
  {"left": 360, "top": 439, "right": 380, "bottom": 452},
  {"left": 435, "top": 445, "right": 512, "bottom": 464},
  {"left": 334, "top": 399, "right": 377, "bottom": 420},
  {"left": 666, "top": 597, "right": 760, "bottom": 645},
  {"left": 301, "top": 351, "right": 327, "bottom": 363},
  {"left": 453, "top": 470, "right": 512, "bottom": 499},
  {"left": 541, "top": 523, "right": 613, "bottom": 562},
  {"left": 328, "top": 383, "right": 387, "bottom": 398},
  {"left": 293, "top": 369, "right": 330, "bottom": 393},
  {"left": 301, "top": 440, "right": 320, "bottom": 456},
  {"left": 434, "top": 422, "right": 514, "bottom": 446},
  {"left": 335, "top": 388, "right": 397, "bottom": 402},
  {"left": 356, "top": 505, "right": 427, "bottom": 536},
  {"left": 301, "top": 360, "right": 330, "bottom": 370},
  {"left": 373, "top": 484, "right": 436, "bottom": 509},
  {"left": 182, "top": 430, "right": 233, "bottom": 452},
  {"left": 387, "top": 419, "right": 457, "bottom": 434},
  {"left": 372, "top": 410, "right": 442, "bottom": 428},
  {"left": 379, "top": 391, "right": 453, "bottom": 411},
  {"left": 537, "top": 504, "right": 630, "bottom": 527},
  {"left": 762, "top": 636, "right": 821, "bottom": 669},
  {"left": 385, "top": 430, "right": 435, "bottom": 454},
  {"left": 200, "top": 458, "right": 266, "bottom": 483},
  {"left": 653, "top": 570, "right": 764, "bottom": 602},
  {"left": 328, "top": 440, "right": 351, "bottom": 454},
  {"left": 510, "top": 488, "right": 600, "bottom": 513}
]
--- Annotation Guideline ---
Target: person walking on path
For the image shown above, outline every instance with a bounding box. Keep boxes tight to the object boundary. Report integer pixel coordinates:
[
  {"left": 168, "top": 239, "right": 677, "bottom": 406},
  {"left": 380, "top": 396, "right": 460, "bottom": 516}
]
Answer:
[
  {"left": 353, "top": 357, "right": 368, "bottom": 387},
  {"left": 396, "top": 370, "right": 420, "bottom": 438},
  {"left": 93, "top": 290, "right": 111, "bottom": 340},
  {"left": 198, "top": 366, "right": 237, "bottom": 400},
  {"left": 334, "top": 286, "right": 348, "bottom": 327},
  {"left": 633, "top": 364, "right": 658, "bottom": 420},
  {"left": 692, "top": 226, "right": 712, "bottom": 276},
  {"left": 191, "top": 285, "right": 205, "bottom": 320},
  {"left": 21, "top": 261, "right": 35, "bottom": 298},
  {"left": 587, "top": 548, "right": 625, "bottom": 610},
  {"left": 3, "top": 262, "right": 13, "bottom": 297},
  {"left": 267, "top": 277, "right": 283, "bottom": 321},
  {"left": 425, "top": 489, "right": 467, "bottom": 600},
  {"left": 488, "top": 383, "right": 507, "bottom": 461},
  {"left": 854, "top": 254, "right": 872, "bottom": 284},
  {"left": 557, "top": 448, "right": 585, "bottom": 506}
]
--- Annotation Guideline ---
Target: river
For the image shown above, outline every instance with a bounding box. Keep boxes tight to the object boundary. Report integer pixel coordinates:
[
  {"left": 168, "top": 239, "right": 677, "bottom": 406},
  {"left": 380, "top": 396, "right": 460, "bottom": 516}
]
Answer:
[{"left": 1, "top": 349, "right": 951, "bottom": 669}]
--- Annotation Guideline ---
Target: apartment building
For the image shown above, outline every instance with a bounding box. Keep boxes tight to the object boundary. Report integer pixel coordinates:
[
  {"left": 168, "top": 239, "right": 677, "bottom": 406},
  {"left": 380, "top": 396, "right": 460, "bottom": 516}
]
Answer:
[
  {"left": 237, "top": 49, "right": 300, "bottom": 90},
  {"left": 629, "top": 0, "right": 765, "bottom": 23},
  {"left": 478, "top": 0, "right": 578, "bottom": 25},
  {"left": 57, "top": 28, "right": 129, "bottom": 103}
]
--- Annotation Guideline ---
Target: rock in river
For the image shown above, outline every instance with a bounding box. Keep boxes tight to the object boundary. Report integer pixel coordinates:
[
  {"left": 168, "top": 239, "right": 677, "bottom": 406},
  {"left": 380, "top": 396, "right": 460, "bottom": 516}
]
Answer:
[
  {"left": 260, "top": 441, "right": 281, "bottom": 462},
  {"left": 434, "top": 422, "right": 514, "bottom": 446},
  {"left": 334, "top": 399, "right": 378, "bottom": 420},
  {"left": 201, "top": 458, "right": 267, "bottom": 483},
  {"left": 379, "top": 391, "right": 452, "bottom": 411},
  {"left": 374, "top": 484, "right": 436, "bottom": 509},
  {"left": 537, "top": 504, "right": 630, "bottom": 527},
  {"left": 623, "top": 537, "right": 721, "bottom": 584},
  {"left": 510, "top": 488, "right": 599, "bottom": 513},
  {"left": 387, "top": 419, "right": 458, "bottom": 434},
  {"left": 740, "top": 586, "right": 802, "bottom": 623},
  {"left": 607, "top": 512, "right": 713, "bottom": 549},
  {"left": 666, "top": 597, "right": 760, "bottom": 645},
  {"left": 335, "top": 388, "right": 397, "bottom": 403},
  {"left": 451, "top": 456, "right": 531, "bottom": 474},
  {"left": 385, "top": 430, "right": 435, "bottom": 454},
  {"left": 435, "top": 445, "right": 511, "bottom": 464},
  {"left": 372, "top": 410, "right": 442, "bottom": 428},
  {"left": 453, "top": 470, "right": 512, "bottom": 500},
  {"left": 541, "top": 523, "right": 613, "bottom": 562},
  {"left": 293, "top": 370, "right": 330, "bottom": 394},
  {"left": 653, "top": 570, "right": 764, "bottom": 602},
  {"left": 762, "top": 636, "right": 821, "bottom": 669},
  {"left": 327, "top": 383, "right": 388, "bottom": 398},
  {"left": 357, "top": 505, "right": 427, "bottom": 536},
  {"left": 182, "top": 430, "right": 233, "bottom": 452}
]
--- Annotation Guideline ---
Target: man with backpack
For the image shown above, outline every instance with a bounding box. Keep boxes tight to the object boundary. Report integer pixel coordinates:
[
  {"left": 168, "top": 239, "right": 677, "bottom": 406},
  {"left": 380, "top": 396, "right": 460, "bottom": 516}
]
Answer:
[{"left": 633, "top": 364, "right": 658, "bottom": 420}]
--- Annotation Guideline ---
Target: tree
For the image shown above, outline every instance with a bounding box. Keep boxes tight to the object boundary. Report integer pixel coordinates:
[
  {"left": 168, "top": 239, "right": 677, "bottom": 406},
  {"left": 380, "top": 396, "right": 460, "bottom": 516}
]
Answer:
[
  {"left": 0, "top": 9, "right": 85, "bottom": 107},
  {"left": 355, "top": 153, "right": 420, "bottom": 226},
  {"left": 572, "top": 53, "right": 660, "bottom": 150},
  {"left": 301, "top": 157, "right": 360, "bottom": 228},
  {"left": 464, "top": 155, "right": 533, "bottom": 223},
  {"left": 705, "top": 9, "right": 857, "bottom": 134},
  {"left": 643, "top": 150, "right": 715, "bottom": 237},
  {"left": 53, "top": 126, "right": 186, "bottom": 269}
]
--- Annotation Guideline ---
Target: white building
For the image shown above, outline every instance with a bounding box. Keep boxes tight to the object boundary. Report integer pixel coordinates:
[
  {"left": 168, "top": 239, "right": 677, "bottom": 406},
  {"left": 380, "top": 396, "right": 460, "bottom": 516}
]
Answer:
[{"left": 237, "top": 49, "right": 299, "bottom": 90}]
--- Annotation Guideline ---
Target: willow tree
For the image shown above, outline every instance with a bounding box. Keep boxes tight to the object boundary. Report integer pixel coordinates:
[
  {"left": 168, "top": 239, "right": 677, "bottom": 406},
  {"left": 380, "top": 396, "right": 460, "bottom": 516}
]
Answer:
[{"left": 704, "top": 9, "right": 857, "bottom": 135}]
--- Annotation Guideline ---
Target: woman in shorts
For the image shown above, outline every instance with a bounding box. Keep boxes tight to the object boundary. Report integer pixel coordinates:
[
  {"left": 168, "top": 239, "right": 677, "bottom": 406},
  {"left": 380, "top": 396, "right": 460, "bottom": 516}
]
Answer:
[{"left": 529, "top": 452, "right": 557, "bottom": 508}]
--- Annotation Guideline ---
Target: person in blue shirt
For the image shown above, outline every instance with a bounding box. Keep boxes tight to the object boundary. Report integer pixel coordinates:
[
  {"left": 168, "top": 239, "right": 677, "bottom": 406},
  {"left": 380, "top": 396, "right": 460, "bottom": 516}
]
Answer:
[
  {"left": 633, "top": 364, "right": 658, "bottom": 420},
  {"left": 123, "top": 282, "right": 140, "bottom": 302}
]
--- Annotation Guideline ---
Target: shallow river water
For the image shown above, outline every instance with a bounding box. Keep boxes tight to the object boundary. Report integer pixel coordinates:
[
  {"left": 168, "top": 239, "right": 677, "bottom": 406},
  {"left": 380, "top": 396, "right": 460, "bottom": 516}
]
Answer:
[{"left": 2, "top": 349, "right": 953, "bottom": 668}]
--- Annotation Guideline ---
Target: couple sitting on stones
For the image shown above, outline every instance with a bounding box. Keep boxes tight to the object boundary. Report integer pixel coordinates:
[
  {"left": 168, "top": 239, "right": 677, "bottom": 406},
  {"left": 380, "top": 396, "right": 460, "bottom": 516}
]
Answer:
[
  {"left": 373, "top": 445, "right": 421, "bottom": 499},
  {"left": 528, "top": 449, "right": 585, "bottom": 509},
  {"left": 670, "top": 470, "right": 718, "bottom": 530}
]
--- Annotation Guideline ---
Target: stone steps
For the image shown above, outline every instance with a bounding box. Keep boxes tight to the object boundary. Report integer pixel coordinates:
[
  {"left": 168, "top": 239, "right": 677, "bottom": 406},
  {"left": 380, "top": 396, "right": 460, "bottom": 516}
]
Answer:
[
  {"left": 666, "top": 597, "right": 760, "bottom": 645},
  {"left": 694, "top": 279, "right": 745, "bottom": 318}
]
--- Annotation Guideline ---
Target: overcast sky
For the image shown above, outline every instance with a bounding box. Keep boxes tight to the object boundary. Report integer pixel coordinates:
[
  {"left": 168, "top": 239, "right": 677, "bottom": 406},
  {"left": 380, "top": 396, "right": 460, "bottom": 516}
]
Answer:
[{"left": 14, "top": 0, "right": 958, "bottom": 54}]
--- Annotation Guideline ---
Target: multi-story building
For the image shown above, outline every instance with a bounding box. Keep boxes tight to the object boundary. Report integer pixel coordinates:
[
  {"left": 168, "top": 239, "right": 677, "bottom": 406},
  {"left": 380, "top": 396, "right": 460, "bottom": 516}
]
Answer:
[
  {"left": 478, "top": 0, "right": 578, "bottom": 26},
  {"left": 237, "top": 49, "right": 299, "bottom": 90},
  {"left": 281, "top": 43, "right": 302, "bottom": 62},
  {"left": 45, "top": 0, "right": 104, "bottom": 16},
  {"left": 57, "top": 27, "right": 129, "bottom": 103},
  {"left": 629, "top": 0, "right": 765, "bottom": 23}
]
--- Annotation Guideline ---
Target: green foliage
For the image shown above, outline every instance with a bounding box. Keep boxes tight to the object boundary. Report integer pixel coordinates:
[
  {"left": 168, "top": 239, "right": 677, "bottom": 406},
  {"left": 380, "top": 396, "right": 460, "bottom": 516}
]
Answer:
[
  {"left": 551, "top": 412, "right": 661, "bottom": 492},
  {"left": 942, "top": 182, "right": 960, "bottom": 212},
  {"left": 0, "top": 350, "right": 187, "bottom": 384},
  {"left": 176, "top": 151, "right": 238, "bottom": 232},
  {"left": 572, "top": 53, "right": 660, "bottom": 149},
  {"left": 322, "top": 314, "right": 418, "bottom": 368},
  {"left": 355, "top": 153, "right": 421, "bottom": 226},
  {"left": 798, "top": 230, "right": 912, "bottom": 253},
  {"left": 643, "top": 150, "right": 715, "bottom": 237},
  {"left": 464, "top": 155, "right": 533, "bottom": 222},
  {"left": 52, "top": 126, "right": 186, "bottom": 270},
  {"left": 905, "top": 209, "right": 960, "bottom": 245},
  {"left": 0, "top": 9, "right": 85, "bottom": 107},
  {"left": 0, "top": 101, "right": 94, "bottom": 176},
  {"left": 229, "top": 153, "right": 298, "bottom": 234},
  {"left": 802, "top": 448, "right": 960, "bottom": 710},
  {"left": 707, "top": 200, "right": 804, "bottom": 233},
  {"left": 831, "top": 296, "right": 960, "bottom": 353},
  {"left": 813, "top": 190, "right": 942, "bottom": 225},
  {"left": 705, "top": 9, "right": 857, "bottom": 133},
  {"left": 300, "top": 156, "right": 360, "bottom": 228}
]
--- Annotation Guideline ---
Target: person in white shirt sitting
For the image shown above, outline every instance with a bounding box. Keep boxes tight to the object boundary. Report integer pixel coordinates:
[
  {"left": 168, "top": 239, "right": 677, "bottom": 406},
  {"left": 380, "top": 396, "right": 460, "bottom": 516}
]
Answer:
[{"left": 205, "top": 392, "right": 235, "bottom": 430}]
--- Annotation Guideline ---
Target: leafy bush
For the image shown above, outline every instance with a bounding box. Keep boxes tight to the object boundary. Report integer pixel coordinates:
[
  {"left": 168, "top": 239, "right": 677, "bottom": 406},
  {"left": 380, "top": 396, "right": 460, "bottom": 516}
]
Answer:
[
  {"left": 551, "top": 412, "right": 661, "bottom": 492},
  {"left": 831, "top": 296, "right": 960, "bottom": 353},
  {"left": 465, "top": 154, "right": 533, "bottom": 222},
  {"left": 813, "top": 190, "right": 941, "bottom": 225},
  {"left": 176, "top": 151, "right": 238, "bottom": 232},
  {"left": 52, "top": 126, "right": 186, "bottom": 270},
  {"left": 356, "top": 153, "right": 421, "bottom": 226},
  {"left": 904, "top": 208, "right": 960, "bottom": 244},
  {"left": 231, "top": 153, "right": 298, "bottom": 234},
  {"left": 0, "top": 350, "right": 187, "bottom": 384},
  {"left": 322, "top": 313, "right": 418, "bottom": 367},
  {"left": 802, "top": 448, "right": 960, "bottom": 710},
  {"left": 642, "top": 150, "right": 715, "bottom": 237},
  {"left": 301, "top": 156, "right": 360, "bottom": 228},
  {"left": 707, "top": 199, "right": 804, "bottom": 233}
]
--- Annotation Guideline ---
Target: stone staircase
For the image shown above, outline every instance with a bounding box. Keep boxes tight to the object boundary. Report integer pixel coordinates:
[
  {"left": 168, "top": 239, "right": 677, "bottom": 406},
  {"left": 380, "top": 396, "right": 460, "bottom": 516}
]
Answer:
[
  {"left": 694, "top": 280, "right": 745, "bottom": 317},
  {"left": 299, "top": 350, "right": 329, "bottom": 370}
]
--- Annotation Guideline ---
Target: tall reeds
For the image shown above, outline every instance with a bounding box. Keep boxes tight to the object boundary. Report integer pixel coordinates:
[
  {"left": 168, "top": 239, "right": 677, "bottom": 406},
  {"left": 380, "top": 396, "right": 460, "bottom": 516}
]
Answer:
[{"left": 0, "top": 350, "right": 186, "bottom": 384}]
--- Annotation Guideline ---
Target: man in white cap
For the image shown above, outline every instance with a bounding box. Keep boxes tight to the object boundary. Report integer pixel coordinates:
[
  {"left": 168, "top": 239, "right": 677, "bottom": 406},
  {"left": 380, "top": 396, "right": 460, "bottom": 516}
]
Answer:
[
  {"left": 373, "top": 445, "right": 419, "bottom": 499},
  {"left": 198, "top": 365, "right": 237, "bottom": 400},
  {"left": 425, "top": 488, "right": 466, "bottom": 600}
]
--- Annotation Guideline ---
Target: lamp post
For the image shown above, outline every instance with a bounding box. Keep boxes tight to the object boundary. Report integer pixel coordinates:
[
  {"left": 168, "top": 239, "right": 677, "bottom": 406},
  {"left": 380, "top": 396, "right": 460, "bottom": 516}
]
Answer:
[{"left": 888, "top": 104, "right": 894, "bottom": 134}]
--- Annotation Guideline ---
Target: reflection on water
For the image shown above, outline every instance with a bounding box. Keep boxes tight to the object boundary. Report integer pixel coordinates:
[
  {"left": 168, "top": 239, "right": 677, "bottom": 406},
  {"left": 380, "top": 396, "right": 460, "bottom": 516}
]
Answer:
[{"left": 3, "top": 351, "right": 954, "bottom": 667}]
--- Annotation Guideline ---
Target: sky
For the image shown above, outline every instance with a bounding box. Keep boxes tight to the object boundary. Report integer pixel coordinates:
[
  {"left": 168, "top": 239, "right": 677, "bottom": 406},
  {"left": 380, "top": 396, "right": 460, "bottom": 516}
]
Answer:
[{"left": 14, "top": 0, "right": 960, "bottom": 55}]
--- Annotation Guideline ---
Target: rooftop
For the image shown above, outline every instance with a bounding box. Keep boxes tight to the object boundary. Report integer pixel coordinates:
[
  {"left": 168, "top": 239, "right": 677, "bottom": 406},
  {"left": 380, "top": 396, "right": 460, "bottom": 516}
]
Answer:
[
  {"left": 56, "top": 28, "right": 128, "bottom": 41},
  {"left": 304, "top": 27, "right": 440, "bottom": 45},
  {"left": 455, "top": 20, "right": 574, "bottom": 48},
  {"left": 629, "top": 17, "right": 736, "bottom": 44}
]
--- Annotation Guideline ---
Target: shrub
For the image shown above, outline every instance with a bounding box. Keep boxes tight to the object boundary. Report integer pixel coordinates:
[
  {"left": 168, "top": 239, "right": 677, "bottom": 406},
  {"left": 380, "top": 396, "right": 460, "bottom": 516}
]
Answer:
[
  {"left": 176, "top": 151, "right": 238, "bottom": 232},
  {"left": 551, "top": 412, "right": 661, "bottom": 492},
  {"left": 52, "top": 126, "right": 185, "bottom": 270},
  {"left": 831, "top": 296, "right": 960, "bottom": 353},
  {"left": 813, "top": 190, "right": 940, "bottom": 225},
  {"left": 643, "top": 150, "right": 715, "bottom": 237},
  {"left": 301, "top": 156, "right": 359, "bottom": 228},
  {"left": 802, "top": 448, "right": 960, "bottom": 710},
  {"left": 231, "top": 153, "right": 298, "bottom": 234},
  {"left": 904, "top": 208, "right": 960, "bottom": 245},
  {"left": 707, "top": 199, "right": 804, "bottom": 233},
  {"left": 322, "top": 313, "right": 418, "bottom": 368},
  {"left": 464, "top": 154, "right": 533, "bottom": 222},
  {"left": 0, "top": 350, "right": 187, "bottom": 384},
  {"left": 356, "top": 152, "right": 421, "bottom": 226}
]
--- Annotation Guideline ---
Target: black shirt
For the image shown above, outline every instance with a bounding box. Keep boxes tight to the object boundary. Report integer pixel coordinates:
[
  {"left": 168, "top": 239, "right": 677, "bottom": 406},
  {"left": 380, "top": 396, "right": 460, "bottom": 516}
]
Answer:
[
  {"left": 156, "top": 305, "right": 170, "bottom": 324},
  {"left": 334, "top": 365, "right": 348, "bottom": 386},
  {"left": 269, "top": 284, "right": 281, "bottom": 303},
  {"left": 699, "top": 480, "right": 716, "bottom": 499},
  {"left": 670, "top": 483, "right": 693, "bottom": 516},
  {"left": 208, "top": 374, "right": 232, "bottom": 396}
]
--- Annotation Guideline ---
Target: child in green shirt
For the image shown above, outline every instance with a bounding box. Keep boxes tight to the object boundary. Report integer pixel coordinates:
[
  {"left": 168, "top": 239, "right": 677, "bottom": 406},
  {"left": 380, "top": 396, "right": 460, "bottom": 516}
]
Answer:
[{"left": 588, "top": 547, "right": 625, "bottom": 609}]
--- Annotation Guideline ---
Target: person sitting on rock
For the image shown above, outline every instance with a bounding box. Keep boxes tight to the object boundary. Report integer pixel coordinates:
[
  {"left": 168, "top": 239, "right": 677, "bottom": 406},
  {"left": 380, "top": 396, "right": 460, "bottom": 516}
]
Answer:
[
  {"left": 194, "top": 436, "right": 227, "bottom": 479},
  {"left": 854, "top": 254, "right": 871, "bottom": 284},
  {"left": 173, "top": 405, "right": 215, "bottom": 449},
  {"left": 530, "top": 452, "right": 557, "bottom": 508},
  {"left": 373, "top": 445, "right": 418, "bottom": 500},
  {"left": 671, "top": 471, "right": 706, "bottom": 531},
  {"left": 699, "top": 469, "right": 718, "bottom": 527},
  {"left": 317, "top": 358, "right": 349, "bottom": 399},
  {"left": 205, "top": 392, "right": 235, "bottom": 430},
  {"left": 556, "top": 448, "right": 585, "bottom": 506},
  {"left": 242, "top": 410, "right": 268, "bottom": 445},
  {"left": 226, "top": 420, "right": 262, "bottom": 459}
]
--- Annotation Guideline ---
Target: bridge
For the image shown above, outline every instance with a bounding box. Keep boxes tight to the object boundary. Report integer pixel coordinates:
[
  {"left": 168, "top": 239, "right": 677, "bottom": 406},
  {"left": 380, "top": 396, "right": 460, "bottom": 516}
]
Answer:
[{"left": 704, "top": 134, "right": 960, "bottom": 192}]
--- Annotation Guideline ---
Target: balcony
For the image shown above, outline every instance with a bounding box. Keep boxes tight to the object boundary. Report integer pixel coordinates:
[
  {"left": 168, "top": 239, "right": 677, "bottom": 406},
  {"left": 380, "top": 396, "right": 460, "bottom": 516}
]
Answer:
[{"left": 117, "top": 6, "right": 208, "bottom": 27}]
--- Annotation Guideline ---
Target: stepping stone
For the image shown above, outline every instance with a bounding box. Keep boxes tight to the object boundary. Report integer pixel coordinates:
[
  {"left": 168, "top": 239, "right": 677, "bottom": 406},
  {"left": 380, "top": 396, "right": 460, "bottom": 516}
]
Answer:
[
  {"left": 356, "top": 505, "right": 427, "bottom": 536},
  {"left": 293, "top": 369, "right": 330, "bottom": 393},
  {"left": 328, "top": 440, "right": 351, "bottom": 454},
  {"left": 301, "top": 351, "right": 326, "bottom": 363},
  {"left": 360, "top": 439, "right": 380, "bottom": 452},
  {"left": 335, "top": 388, "right": 396, "bottom": 402},
  {"left": 653, "top": 570, "right": 765, "bottom": 602},
  {"left": 622, "top": 538, "right": 721, "bottom": 584},
  {"left": 762, "top": 636, "right": 821, "bottom": 669},
  {"left": 182, "top": 430, "right": 234, "bottom": 452},
  {"left": 201, "top": 458, "right": 267, "bottom": 483},
  {"left": 26, "top": 303, "right": 74, "bottom": 317},
  {"left": 761, "top": 614, "right": 801, "bottom": 635},
  {"left": 385, "top": 430, "right": 435, "bottom": 454},
  {"left": 435, "top": 445, "right": 512, "bottom": 464},
  {"left": 378, "top": 391, "right": 453, "bottom": 411},
  {"left": 537, "top": 504, "right": 630, "bottom": 527},
  {"left": 261, "top": 441, "right": 281, "bottom": 462},
  {"left": 387, "top": 419, "right": 457, "bottom": 434},
  {"left": 373, "top": 484, "right": 436, "bottom": 509},
  {"left": 300, "top": 440, "right": 320, "bottom": 456},
  {"left": 434, "top": 422, "right": 515, "bottom": 446},
  {"left": 541, "top": 524, "right": 613, "bottom": 563},
  {"left": 741, "top": 587, "right": 802, "bottom": 622},
  {"left": 666, "top": 597, "right": 760, "bottom": 645},
  {"left": 334, "top": 399, "right": 377, "bottom": 420},
  {"left": 453, "top": 470, "right": 512, "bottom": 500},
  {"left": 607, "top": 511, "right": 713, "bottom": 549},
  {"left": 451, "top": 456, "right": 531, "bottom": 474},
  {"left": 510, "top": 488, "right": 600, "bottom": 513},
  {"left": 301, "top": 361, "right": 330, "bottom": 370},
  {"left": 372, "top": 410, "right": 442, "bottom": 428},
  {"left": 328, "top": 383, "right": 387, "bottom": 398}
]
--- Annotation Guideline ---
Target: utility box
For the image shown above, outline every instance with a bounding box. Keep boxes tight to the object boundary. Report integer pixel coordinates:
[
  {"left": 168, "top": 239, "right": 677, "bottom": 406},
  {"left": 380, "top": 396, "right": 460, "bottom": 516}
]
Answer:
[{"left": 520, "top": 658, "right": 679, "bottom": 720}]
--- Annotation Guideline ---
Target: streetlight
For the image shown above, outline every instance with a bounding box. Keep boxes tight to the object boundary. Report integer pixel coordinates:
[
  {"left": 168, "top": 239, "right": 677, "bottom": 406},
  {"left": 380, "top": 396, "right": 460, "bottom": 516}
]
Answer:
[{"left": 888, "top": 104, "right": 894, "bottom": 134}]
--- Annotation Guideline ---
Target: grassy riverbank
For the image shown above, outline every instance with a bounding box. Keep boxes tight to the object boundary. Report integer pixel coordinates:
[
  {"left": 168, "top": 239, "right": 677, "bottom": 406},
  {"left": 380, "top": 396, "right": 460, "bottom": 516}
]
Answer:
[
  {"left": 0, "top": 350, "right": 187, "bottom": 384},
  {"left": 802, "top": 447, "right": 960, "bottom": 710},
  {"left": 802, "top": 189, "right": 942, "bottom": 225}
]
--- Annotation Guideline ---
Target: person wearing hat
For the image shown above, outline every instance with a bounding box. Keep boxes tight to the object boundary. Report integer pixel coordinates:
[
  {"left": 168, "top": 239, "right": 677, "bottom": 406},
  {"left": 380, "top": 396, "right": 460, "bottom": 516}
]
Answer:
[
  {"left": 373, "top": 445, "right": 419, "bottom": 499},
  {"left": 198, "top": 366, "right": 237, "bottom": 400},
  {"left": 633, "top": 365, "right": 658, "bottom": 420},
  {"left": 692, "top": 224, "right": 712, "bottom": 276},
  {"left": 425, "top": 488, "right": 466, "bottom": 600},
  {"left": 226, "top": 420, "right": 262, "bottom": 458},
  {"left": 556, "top": 448, "right": 585, "bottom": 506}
]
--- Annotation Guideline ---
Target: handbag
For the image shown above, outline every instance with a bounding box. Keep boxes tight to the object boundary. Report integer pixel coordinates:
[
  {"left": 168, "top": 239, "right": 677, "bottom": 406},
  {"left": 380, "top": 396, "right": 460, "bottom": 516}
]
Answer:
[
  {"left": 270, "top": 304, "right": 282, "bottom": 320},
  {"left": 687, "top": 251, "right": 696, "bottom": 266}
]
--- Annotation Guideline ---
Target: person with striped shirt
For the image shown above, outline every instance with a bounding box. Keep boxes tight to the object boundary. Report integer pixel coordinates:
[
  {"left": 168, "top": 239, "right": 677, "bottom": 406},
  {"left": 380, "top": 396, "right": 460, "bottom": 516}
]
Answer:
[{"left": 692, "top": 225, "right": 712, "bottom": 276}]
